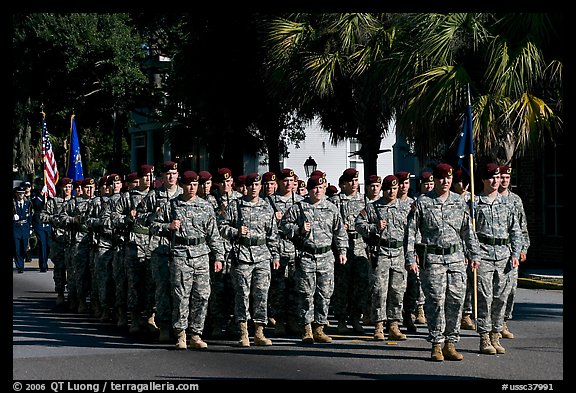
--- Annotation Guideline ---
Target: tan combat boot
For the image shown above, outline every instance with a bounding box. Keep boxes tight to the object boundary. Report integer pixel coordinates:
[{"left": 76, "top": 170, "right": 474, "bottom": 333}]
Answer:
[
  {"left": 415, "top": 304, "right": 427, "bottom": 324},
  {"left": 480, "top": 332, "right": 497, "bottom": 355},
  {"left": 312, "top": 323, "right": 333, "bottom": 343},
  {"left": 442, "top": 341, "right": 464, "bottom": 361},
  {"left": 238, "top": 321, "right": 250, "bottom": 347},
  {"left": 373, "top": 321, "right": 385, "bottom": 341},
  {"left": 129, "top": 312, "right": 141, "bottom": 334},
  {"left": 302, "top": 324, "right": 314, "bottom": 344},
  {"left": 189, "top": 334, "right": 208, "bottom": 349},
  {"left": 460, "top": 314, "right": 476, "bottom": 330},
  {"left": 402, "top": 310, "right": 417, "bottom": 333},
  {"left": 387, "top": 320, "right": 407, "bottom": 341},
  {"left": 147, "top": 313, "right": 159, "bottom": 333},
  {"left": 500, "top": 321, "right": 514, "bottom": 339},
  {"left": 254, "top": 323, "right": 273, "bottom": 346},
  {"left": 175, "top": 329, "right": 187, "bottom": 350},
  {"left": 490, "top": 332, "right": 506, "bottom": 354},
  {"left": 431, "top": 343, "right": 444, "bottom": 361}
]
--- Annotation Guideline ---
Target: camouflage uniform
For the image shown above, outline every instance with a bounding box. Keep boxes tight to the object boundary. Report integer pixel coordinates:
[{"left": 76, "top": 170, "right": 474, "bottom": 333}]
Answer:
[
  {"left": 219, "top": 197, "right": 279, "bottom": 325},
  {"left": 329, "top": 192, "right": 371, "bottom": 329},
  {"left": 280, "top": 197, "right": 348, "bottom": 327},
  {"left": 155, "top": 195, "right": 225, "bottom": 335},
  {"left": 406, "top": 190, "right": 481, "bottom": 345},
  {"left": 355, "top": 198, "right": 408, "bottom": 324},
  {"left": 474, "top": 193, "right": 522, "bottom": 335},
  {"left": 109, "top": 191, "right": 128, "bottom": 324}
]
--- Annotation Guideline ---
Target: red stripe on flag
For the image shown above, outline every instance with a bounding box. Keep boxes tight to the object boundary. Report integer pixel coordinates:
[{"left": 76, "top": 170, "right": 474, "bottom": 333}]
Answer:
[{"left": 41, "top": 114, "right": 59, "bottom": 197}]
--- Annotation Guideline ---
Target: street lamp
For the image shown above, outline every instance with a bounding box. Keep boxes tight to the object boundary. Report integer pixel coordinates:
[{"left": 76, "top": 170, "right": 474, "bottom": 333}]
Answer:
[{"left": 303, "top": 156, "right": 317, "bottom": 178}]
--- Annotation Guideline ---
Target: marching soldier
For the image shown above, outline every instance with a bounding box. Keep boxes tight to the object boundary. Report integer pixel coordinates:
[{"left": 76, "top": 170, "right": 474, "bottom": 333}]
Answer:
[
  {"left": 13, "top": 186, "right": 32, "bottom": 273},
  {"left": 280, "top": 175, "right": 348, "bottom": 344},
  {"left": 405, "top": 163, "right": 481, "bottom": 361},
  {"left": 198, "top": 171, "right": 213, "bottom": 200},
  {"left": 159, "top": 171, "right": 225, "bottom": 349},
  {"left": 355, "top": 175, "right": 409, "bottom": 341},
  {"left": 30, "top": 180, "right": 51, "bottom": 272},
  {"left": 474, "top": 163, "right": 522, "bottom": 355},
  {"left": 219, "top": 173, "right": 280, "bottom": 347}
]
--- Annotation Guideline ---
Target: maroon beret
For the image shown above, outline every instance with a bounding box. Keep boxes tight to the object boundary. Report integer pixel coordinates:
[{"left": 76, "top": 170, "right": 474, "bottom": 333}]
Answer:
[
  {"left": 298, "top": 179, "right": 306, "bottom": 188},
  {"left": 153, "top": 179, "right": 162, "bottom": 189},
  {"left": 262, "top": 171, "right": 276, "bottom": 182},
  {"left": 162, "top": 161, "right": 178, "bottom": 172},
  {"left": 326, "top": 185, "right": 338, "bottom": 197},
  {"left": 420, "top": 171, "right": 434, "bottom": 183},
  {"left": 60, "top": 177, "right": 73, "bottom": 187},
  {"left": 236, "top": 175, "right": 246, "bottom": 186},
  {"left": 367, "top": 174, "right": 381, "bottom": 185},
  {"left": 278, "top": 168, "right": 295, "bottom": 180},
  {"left": 310, "top": 170, "right": 326, "bottom": 178},
  {"left": 395, "top": 171, "right": 411, "bottom": 182},
  {"left": 106, "top": 173, "right": 121, "bottom": 186},
  {"left": 341, "top": 168, "right": 359, "bottom": 182},
  {"left": 382, "top": 175, "right": 398, "bottom": 190},
  {"left": 245, "top": 173, "right": 261, "bottom": 186},
  {"left": 480, "top": 163, "right": 500, "bottom": 179},
  {"left": 215, "top": 168, "right": 233, "bottom": 183},
  {"left": 499, "top": 165, "right": 512, "bottom": 175},
  {"left": 138, "top": 164, "right": 154, "bottom": 177},
  {"left": 433, "top": 163, "right": 453, "bottom": 179},
  {"left": 126, "top": 172, "right": 139, "bottom": 183},
  {"left": 73, "top": 179, "right": 83, "bottom": 187},
  {"left": 180, "top": 170, "right": 199, "bottom": 184},
  {"left": 82, "top": 177, "right": 95, "bottom": 187},
  {"left": 307, "top": 175, "right": 325, "bottom": 190},
  {"left": 453, "top": 169, "right": 468, "bottom": 184},
  {"left": 98, "top": 176, "right": 108, "bottom": 188},
  {"left": 198, "top": 171, "right": 212, "bottom": 183}
]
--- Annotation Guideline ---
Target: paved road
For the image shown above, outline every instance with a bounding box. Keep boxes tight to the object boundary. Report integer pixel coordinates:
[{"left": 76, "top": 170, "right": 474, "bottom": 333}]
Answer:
[{"left": 12, "top": 263, "right": 564, "bottom": 387}]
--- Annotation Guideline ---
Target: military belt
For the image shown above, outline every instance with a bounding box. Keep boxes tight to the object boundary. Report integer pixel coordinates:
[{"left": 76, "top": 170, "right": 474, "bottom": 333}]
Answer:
[
  {"left": 238, "top": 237, "right": 267, "bottom": 246},
  {"left": 416, "top": 243, "right": 460, "bottom": 255},
  {"left": 175, "top": 237, "right": 206, "bottom": 246},
  {"left": 380, "top": 239, "right": 403, "bottom": 249},
  {"left": 301, "top": 244, "right": 332, "bottom": 255},
  {"left": 477, "top": 234, "right": 510, "bottom": 246},
  {"left": 348, "top": 232, "right": 361, "bottom": 240},
  {"left": 131, "top": 226, "right": 150, "bottom": 235}
]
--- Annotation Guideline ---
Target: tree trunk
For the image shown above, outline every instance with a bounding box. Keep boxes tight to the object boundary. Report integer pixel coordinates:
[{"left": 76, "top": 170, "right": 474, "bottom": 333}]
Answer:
[{"left": 359, "top": 130, "right": 382, "bottom": 184}]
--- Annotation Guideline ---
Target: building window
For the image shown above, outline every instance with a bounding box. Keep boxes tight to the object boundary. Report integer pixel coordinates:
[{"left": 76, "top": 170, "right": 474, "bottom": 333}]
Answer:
[
  {"left": 543, "top": 143, "right": 564, "bottom": 237},
  {"left": 134, "top": 134, "right": 146, "bottom": 148}
]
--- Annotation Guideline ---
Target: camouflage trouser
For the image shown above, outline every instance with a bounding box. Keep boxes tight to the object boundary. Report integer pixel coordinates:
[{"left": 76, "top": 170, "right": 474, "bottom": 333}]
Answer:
[
  {"left": 504, "top": 263, "right": 519, "bottom": 320},
  {"left": 171, "top": 254, "right": 211, "bottom": 334},
  {"left": 124, "top": 243, "right": 153, "bottom": 315},
  {"left": 268, "top": 253, "right": 298, "bottom": 325},
  {"left": 296, "top": 251, "right": 335, "bottom": 326},
  {"left": 207, "top": 251, "right": 234, "bottom": 328},
  {"left": 50, "top": 239, "right": 68, "bottom": 294},
  {"left": 151, "top": 251, "right": 172, "bottom": 326},
  {"left": 332, "top": 246, "right": 370, "bottom": 322},
  {"left": 462, "top": 262, "right": 475, "bottom": 315},
  {"left": 231, "top": 259, "right": 271, "bottom": 325},
  {"left": 476, "top": 258, "right": 515, "bottom": 334},
  {"left": 74, "top": 236, "right": 92, "bottom": 304},
  {"left": 403, "top": 270, "right": 425, "bottom": 315},
  {"left": 95, "top": 243, "right": 115, "bottom": 312},
  {"left": 419, "top": 261, "right": 467, "bottom": 344},
  {"left": 112, "top": 245, "right": 127, "bottom": 309},
  {"left": 65, "top": 241, "right": 77, "bottom": 301},
  {"left": 371, "top": 253, "right": 407, "bottom": 323},
  {"left": 89, "top": 245, "right": 100, "bottom": 307}
]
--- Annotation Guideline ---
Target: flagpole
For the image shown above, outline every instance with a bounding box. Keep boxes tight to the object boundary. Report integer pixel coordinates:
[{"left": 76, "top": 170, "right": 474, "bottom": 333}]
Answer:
[{"left": 466, "top": 84, "right": 478, "bottom": 325}]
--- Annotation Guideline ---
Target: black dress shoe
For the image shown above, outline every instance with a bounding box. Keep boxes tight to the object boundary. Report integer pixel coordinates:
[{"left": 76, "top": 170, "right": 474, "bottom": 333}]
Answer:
[
  {"left": 39, "top": 269, "right": 47, "bottom": 273},
  {"left": 17, "top": 270, "right": 24, "bottom": 274}
]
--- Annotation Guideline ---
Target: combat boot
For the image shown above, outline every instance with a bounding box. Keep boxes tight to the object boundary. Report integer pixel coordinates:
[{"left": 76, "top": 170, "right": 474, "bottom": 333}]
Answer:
[
  {"left": 100, "top": 308, "right": 112, "bottom": 322},
  {"left": 158, "top": 323, "right": 172, "bottom": 343},
  {"left": 415, "top": 304, "right": 427, "bottom": 324},
  {"left": 254, "top": 323, "right": 273, "bottom": 346},
  {"left": 431, "top": 343, "right": 444, "bottom": 361},
  {"left": 387, "top": 320, "right": 407, "bottom": 341},
  {"left": 351, "top": 318, "right": 365, "bottom": 334},
  {"left": 189, "top": 334, "right": 208, "bottom": 349},
  {"left": 302, "top": 324, "right": 314, "bottom": 344},
  {"left": 402, "top": 310, "right": 417, "bottom": 333},
  {"left": 500, "top": 321, "right": 514, "bottom": 339},
  {"left": 147, "top": 313, "right": 159, "bottom": 333},
  {"left": 116, "top": 307, "right": 128, "bottom": 329},
  {"left": 56, "top": 292, "right": 65, "bottom": 306},
  {"left": 129, "top": 312, "right": 141, "bottom": 334},
  {"left": 274, "top": 319, "right": 287, "bottom": 337},
  {"left": 442, "top": 341, "right": 464, "bottom": 361},
  {"left": 267, "top": 317, "right": 277, "bottom": 327},
  {"left": 238, "top": 321, "right": 250, "bottom": 347},
  {"left": 373, "top": 321, "right": 385, "bottom": 341},
  {"left": 312, "top": 323, "right": 333, "bottom": 343},
  {"left": 490, "top": 332, "right": 506, "bottom": 354},
  {"left": 337, "top": 320, "right": 351, "bottom": 334},
  {"left": 175, "top": 329, "right": 187, "bottom": 349},
  {"left": 460, "top": 314, "right": 476, "bottom": 330},
  {"left": 287, "top": 319, "right": 302, "bottom": 336},
  {"left": 77, "top": 300, "right": 89, "bottom": 314},
  {"left": 480, "top": 332, "right": 497, "bottom": 355}
]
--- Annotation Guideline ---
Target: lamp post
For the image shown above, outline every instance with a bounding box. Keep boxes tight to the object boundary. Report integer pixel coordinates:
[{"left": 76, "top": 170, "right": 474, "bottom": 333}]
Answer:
[{"left": 303, "top": 156, "right": 317, "bottom": 178}]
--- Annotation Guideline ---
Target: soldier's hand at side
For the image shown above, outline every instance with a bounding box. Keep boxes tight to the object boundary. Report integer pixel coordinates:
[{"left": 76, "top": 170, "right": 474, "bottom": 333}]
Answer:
[
  {"left": 520, "top": 252, "right": 527, "bottom": 263},
  {"left": 301, "top": 221, "right": 311, "bottom": 234},
  {"left": 272, "top": 259, "right": 280, "bottom": 270},
  {"left": 168, "top": 219, "right": 181, "bottom": 231},
  {"left": 407, "top": 262, "right": 419, "bottom": 274},
  {"left": 275, "top": 211, "right": 283, "bottom": 221},
  {"left": 130, "top": 209, "right": 137, "bottom": 219},
  {"left": 377, "top": 219, "right": 386, "bottom": 231},
  {"left": 469, "top": 259, "right": 480, "bottom": 271},
  {"left": 214, "top": 260, "right": 223, "bottom": 273},
  {"left": 511, "top": 257, "right": 520, "bottom": 268},
  {"left": 338, "top": 254, "right": 347, "bottom": 265},
  {"left": 239, "top": 225, "right": 249, "bottom": 236}
]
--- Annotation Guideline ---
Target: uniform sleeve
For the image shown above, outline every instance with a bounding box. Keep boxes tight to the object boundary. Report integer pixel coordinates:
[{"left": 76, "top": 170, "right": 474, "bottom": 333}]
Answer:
[
  {"left": 355, "top": 204, "right": 376, "bottom": 238},
  {"left": 205, "top": 208, "right": 225, "bottom": 261},
  {"left": 219, "top": 200, "right": 240, "bottom": 240},
  {"left": 332, "top": 208, "right": 349, "bottom": 255},
  {"left": 266, "top": 209, "right": 280, "bottom": 260},
  {"left": 279, "top": 204, "right": 300, "bottom": 241},
  {"left": 405, "top": 200, "right": 420, "bottom": 266}
]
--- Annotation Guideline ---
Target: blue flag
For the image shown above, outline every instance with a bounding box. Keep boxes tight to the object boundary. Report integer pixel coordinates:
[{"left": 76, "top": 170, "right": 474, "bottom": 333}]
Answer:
[
  {"left": 456, "top": 102, "right": 474, "bottom": 174},
  {"left": 66, "top": 115, "right": 84, "bottom": 182}
]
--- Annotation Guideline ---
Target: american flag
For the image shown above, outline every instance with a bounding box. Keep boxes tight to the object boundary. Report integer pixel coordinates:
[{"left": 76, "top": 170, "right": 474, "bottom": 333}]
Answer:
[{"left": 41, "top": 112, "right": 59, "bottom": 197}]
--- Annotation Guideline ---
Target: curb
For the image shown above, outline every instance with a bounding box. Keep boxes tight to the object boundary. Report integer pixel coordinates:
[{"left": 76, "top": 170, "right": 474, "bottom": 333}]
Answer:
[{"left": 518, "top": 277, "right": 563, "bottom": 290}]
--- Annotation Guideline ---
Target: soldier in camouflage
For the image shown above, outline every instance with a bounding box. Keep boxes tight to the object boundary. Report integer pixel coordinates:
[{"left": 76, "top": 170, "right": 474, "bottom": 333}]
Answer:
[
  {"left": 280, "top": 175, "right": 348, "bottom": 344},
  {"left": 405, "top": 163, "right": 481, "bottom": 361},
  {"left": 474, "top": 163, "right": 522, "bottom": 355},
  {"left": 329, "top": 168, "right": 371, "bottom": 335},
  {"left": 219, "top": 173, "right": 280, "bottom": 347},
  {"left": 355, "top": 175, "right": 409, "bottom": 341},
  {"left": 141, "top": 161, "right": 183, "bottom": 342},
  {"left": 498, "top": 165, "right": 530, "bottom": 339},
  {"left": 156, "top": 171, "right": 225, "bottom": 350}
]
